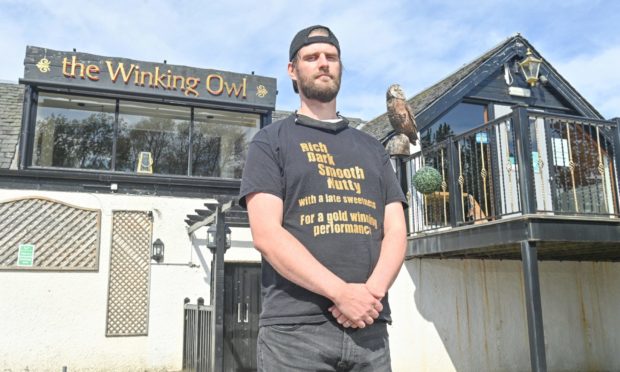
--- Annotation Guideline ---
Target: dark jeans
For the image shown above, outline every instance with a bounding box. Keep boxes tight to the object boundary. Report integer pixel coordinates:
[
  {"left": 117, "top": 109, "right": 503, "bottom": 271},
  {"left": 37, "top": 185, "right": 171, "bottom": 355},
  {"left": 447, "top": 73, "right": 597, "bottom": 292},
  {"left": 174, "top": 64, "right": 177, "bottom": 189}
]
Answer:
[{"left": 257, "top": 320, "right": 391, "bottom": 372}]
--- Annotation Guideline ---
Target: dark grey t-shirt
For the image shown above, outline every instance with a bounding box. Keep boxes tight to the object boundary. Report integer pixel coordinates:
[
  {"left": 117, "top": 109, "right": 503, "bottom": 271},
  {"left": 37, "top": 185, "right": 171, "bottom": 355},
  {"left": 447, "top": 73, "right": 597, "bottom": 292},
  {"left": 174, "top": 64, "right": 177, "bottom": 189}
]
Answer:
[{"left": 240, "top": 114, "right": 407, "bottom": 326}]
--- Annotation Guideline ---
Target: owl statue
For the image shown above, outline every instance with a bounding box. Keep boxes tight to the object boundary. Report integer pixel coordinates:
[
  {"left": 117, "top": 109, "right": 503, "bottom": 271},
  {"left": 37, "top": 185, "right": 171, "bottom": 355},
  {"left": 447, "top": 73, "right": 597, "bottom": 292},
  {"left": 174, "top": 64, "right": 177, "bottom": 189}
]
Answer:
[{"left": 386, "top": 84, "right": 418, "bottom": 145}]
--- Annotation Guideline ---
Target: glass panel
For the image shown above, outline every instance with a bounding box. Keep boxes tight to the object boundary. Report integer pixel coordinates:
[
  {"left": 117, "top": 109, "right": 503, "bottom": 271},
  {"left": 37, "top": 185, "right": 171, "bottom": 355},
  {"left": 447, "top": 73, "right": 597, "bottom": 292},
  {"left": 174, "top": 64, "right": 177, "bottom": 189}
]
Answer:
[
  {"left": 192, "top": 108, "right": 260, "bottom": 179},
  {"left": 421, "top": 102, "right": 486, "bottom": 147},
  {"left": 116, "top": 101, "right": 190, "bottom": 175},
  {"left": 33, "top": 93, "right": 115, "bottom": 169}
]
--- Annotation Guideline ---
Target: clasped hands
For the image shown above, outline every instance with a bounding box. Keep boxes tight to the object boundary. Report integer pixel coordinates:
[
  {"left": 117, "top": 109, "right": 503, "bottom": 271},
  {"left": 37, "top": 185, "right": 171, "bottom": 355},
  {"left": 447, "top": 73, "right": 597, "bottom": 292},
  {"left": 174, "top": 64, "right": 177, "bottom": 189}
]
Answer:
[{"left": 328, "top": 283, "right": 383, "bottom": 329}]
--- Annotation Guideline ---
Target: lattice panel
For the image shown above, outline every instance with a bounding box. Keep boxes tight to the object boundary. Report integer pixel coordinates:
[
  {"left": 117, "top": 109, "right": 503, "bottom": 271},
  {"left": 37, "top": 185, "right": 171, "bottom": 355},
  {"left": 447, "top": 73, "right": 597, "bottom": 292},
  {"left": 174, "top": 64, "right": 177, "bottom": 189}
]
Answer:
[
  {"left": 106, "top": 210, "right": 152, "bottom": 336},
  {"left": 0, "top": 197, "right": 100, "bottom": 270}
]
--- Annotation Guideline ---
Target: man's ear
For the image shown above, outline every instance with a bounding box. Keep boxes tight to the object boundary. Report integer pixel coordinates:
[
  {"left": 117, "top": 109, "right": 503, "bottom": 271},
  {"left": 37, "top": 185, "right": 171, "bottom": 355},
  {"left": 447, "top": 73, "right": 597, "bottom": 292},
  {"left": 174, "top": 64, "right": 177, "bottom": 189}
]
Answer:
[{"left": 287, "top": 62, "right": 296, "bottom": 81}]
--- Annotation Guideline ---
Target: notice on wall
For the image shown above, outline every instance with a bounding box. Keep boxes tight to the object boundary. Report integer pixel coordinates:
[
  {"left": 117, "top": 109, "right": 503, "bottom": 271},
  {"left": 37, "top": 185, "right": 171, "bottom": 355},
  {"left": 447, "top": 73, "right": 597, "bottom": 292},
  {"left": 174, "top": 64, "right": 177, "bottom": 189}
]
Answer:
[
  {"left": 475, "top": 132, "right": 488, "bottom": 144},
  {"left": 17, "top": 244, "right": 35, "bottom": 267}
]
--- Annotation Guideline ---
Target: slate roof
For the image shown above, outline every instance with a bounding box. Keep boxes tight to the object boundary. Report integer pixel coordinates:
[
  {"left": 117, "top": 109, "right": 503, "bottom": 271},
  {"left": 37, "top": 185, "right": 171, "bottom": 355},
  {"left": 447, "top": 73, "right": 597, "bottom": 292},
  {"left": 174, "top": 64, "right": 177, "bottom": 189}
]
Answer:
[
  {"left": 360, "top": 34, "right": 603, "bottom": 141},
  {"left": 0, "top": 82, "right": 24, "bottom": 169}
]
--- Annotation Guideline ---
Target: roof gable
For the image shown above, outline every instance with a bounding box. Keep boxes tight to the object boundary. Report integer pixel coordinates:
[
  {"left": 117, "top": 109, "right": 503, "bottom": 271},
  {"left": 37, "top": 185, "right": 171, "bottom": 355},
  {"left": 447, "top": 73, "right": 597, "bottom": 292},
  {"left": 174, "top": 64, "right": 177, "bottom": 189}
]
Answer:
[{"left": 362, "top": 34, "right": 603, "bottom": 141}]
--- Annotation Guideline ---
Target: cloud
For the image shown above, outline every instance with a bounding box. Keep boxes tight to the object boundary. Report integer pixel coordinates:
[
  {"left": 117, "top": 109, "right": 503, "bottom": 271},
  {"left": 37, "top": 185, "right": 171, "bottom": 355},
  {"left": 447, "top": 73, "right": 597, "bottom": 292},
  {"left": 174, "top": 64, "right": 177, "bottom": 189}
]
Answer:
[
  {"left": 554, "top": 46, "right": 620, "bottom": 119},
  {"left": 1, "top": 0, "right": 618, "bottom": 121}
]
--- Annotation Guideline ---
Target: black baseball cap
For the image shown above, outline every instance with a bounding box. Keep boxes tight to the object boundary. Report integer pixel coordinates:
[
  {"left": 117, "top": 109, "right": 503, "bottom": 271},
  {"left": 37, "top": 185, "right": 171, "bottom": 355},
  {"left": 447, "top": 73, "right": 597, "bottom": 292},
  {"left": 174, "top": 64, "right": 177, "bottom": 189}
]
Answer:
[{"left": 289, "top": 25, "right": 340, "bottom": 61}]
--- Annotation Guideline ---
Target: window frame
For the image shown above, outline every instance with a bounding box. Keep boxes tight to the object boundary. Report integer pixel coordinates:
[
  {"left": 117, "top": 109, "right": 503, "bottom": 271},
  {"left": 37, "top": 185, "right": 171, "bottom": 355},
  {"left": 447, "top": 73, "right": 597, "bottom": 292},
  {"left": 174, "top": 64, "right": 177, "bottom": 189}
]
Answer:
[
  {"left": 23, "top": 85, "right": 266, "bottom": 181},
  {"left": 420, "top": 99, "right": 490, "bottom": 147}
]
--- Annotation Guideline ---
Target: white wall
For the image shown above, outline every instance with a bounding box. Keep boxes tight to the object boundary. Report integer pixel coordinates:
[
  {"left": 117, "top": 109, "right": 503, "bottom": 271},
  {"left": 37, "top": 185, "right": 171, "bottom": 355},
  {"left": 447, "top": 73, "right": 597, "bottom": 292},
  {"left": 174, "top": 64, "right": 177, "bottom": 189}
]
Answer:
[
  {"left": 0, "top": 189, "right": 259, "bottom": 371},
  {"left": 3, "top": 189, "right": 619, "bottom": 371},
  {"left": 389, "top": 259, "right": 620, "bottom": 372}
]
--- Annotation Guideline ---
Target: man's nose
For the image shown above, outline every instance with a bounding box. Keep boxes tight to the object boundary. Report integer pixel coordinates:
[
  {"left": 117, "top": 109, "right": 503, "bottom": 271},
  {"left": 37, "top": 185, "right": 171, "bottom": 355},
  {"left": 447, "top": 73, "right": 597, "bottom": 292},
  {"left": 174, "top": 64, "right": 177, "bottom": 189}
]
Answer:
[{"left": 317, "top": 53, "right": 329, "bottom": 67}]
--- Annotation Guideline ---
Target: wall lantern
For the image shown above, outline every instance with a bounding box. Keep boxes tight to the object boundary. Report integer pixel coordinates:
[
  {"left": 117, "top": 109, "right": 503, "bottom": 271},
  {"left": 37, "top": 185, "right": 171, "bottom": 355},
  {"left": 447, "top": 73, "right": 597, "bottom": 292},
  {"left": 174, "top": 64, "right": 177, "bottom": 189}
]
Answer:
[
  {"left": 206, "top": 224, "right": 232, "bottom": 253},
  {"left": 519, "top": 48, "right": 543, "bottom": 87},
  {"left": 152, "top": 238, "right": 164, "bottom": 263}
]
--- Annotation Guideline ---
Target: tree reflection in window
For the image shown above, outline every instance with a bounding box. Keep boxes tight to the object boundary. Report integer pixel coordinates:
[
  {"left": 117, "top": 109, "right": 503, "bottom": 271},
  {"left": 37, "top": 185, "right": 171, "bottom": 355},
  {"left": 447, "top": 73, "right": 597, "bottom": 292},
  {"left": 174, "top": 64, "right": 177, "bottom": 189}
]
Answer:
[
  {"left": 116, "top": 102, "right": 190, "bottom": 175},
  {"left": 192, "top": 109, "right": 259, "bottom": 179},
  {"left": 33, "top": 94, "right": 115, "bottom": 169},
  {"left": 32, "top": 93, "right": 261, "bottom": 178}
]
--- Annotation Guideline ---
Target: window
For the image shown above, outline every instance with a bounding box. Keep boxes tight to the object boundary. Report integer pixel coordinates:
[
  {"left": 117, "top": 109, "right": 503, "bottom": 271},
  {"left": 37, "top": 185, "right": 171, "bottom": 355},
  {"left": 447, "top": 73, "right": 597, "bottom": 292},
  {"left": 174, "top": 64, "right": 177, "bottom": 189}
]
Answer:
[
  {"left": 116, "top": 101, "right": 190, "bottom": 175},
  {"left": 420, "top": 102, "right": 487, "bottom": 147},
  {"left": 30, "top": 91, "right": 261, "bottom": 178},
  {"left": 33, "top": 93, "right": 115, "bottom": 169},
  {"left": 192, "top": 108, "right": 259, "bottom": 178}
]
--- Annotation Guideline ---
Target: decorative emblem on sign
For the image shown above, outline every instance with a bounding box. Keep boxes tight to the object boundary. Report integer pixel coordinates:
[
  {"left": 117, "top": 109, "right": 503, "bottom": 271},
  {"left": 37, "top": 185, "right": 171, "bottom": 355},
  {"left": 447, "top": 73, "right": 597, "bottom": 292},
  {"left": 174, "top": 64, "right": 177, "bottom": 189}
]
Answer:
[
  {"left": 36, "top": 58, "right": 51, "bottom": 73},
  {"left": 256, "top": 85, "right": 268, "bottom": 98}
]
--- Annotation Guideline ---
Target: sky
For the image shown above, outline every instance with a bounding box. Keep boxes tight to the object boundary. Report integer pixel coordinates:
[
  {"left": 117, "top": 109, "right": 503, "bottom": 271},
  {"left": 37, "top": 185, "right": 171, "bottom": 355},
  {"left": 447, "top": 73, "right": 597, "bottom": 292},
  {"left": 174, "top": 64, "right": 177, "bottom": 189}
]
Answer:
[{"left": 1, "top": 0, "right": 619, "bottom": 121}]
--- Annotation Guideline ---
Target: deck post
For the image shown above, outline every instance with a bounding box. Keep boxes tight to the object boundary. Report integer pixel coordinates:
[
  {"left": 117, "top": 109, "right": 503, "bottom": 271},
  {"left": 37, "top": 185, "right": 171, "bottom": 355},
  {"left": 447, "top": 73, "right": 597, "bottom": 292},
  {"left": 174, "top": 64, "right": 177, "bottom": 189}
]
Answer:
[
  {"left": 211, "top": 205, "right": 226, "bottom": 372},
  {"left": 520, "top": 240, "right": 547, "bottom": 372},
  {"left": 446, "top": 136, "right": 463, "bottom": 227},
  {"left": 512, "top": 105, "right": 537, "bottom": 214},
  {"left": 613, "top": 118, "right": 620, "bottom": 213}
]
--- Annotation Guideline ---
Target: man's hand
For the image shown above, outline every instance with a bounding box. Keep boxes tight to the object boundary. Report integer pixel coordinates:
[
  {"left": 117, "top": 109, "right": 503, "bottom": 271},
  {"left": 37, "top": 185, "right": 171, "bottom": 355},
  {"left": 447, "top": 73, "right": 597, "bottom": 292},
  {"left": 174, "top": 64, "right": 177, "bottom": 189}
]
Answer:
[{"left": 328, "top": 283, "right": 383, "bottom": 328}]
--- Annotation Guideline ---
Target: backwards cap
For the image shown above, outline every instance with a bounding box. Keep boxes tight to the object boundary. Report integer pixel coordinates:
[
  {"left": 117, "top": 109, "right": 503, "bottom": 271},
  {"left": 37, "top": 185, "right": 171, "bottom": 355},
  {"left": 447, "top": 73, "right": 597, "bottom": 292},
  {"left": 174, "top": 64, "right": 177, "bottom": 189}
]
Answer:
[{"left": 289, "top": 25, "right": 340, "bottom": 61}]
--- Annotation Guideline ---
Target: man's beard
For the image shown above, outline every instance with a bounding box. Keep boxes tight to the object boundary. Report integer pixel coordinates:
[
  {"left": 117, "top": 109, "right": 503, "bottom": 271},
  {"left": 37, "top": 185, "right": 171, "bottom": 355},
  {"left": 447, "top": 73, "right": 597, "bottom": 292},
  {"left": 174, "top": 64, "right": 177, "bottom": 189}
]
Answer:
[{"left": 297, "top": 67, "right": 342, "bottom": 103}]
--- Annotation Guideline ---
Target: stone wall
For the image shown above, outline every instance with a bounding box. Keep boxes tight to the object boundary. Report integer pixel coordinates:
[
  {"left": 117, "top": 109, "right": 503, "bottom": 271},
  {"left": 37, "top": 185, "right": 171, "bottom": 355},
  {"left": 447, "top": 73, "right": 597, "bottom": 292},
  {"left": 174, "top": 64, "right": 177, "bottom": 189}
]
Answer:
[{"left": 0, "top": 82, "right": 24, "bottom": 169}]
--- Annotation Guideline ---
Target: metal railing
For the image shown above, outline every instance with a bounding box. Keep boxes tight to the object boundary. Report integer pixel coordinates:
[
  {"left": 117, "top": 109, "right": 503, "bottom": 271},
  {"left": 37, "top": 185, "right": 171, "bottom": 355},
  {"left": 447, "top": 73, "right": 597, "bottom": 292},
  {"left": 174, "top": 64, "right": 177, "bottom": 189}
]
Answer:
[
  {"left": 530, "top": 112, "right": 619, "bottom": 216},
  {"left": 183, "top": 298, "right": 214, "bottom": 372},
  {"left": 406, "top": 107, "right": 620, "bottom": 234}
]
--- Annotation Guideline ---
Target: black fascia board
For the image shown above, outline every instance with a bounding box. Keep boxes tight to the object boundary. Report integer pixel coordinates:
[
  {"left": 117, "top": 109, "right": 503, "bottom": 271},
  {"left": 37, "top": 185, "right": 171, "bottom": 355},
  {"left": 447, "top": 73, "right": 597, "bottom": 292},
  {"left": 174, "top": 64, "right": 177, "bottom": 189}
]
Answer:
[
  {"left": 407, "top": 215, "right": 620, "bottom": 258},
  {"left": 0, "top": 168, "right": 241, "bottom": 199},
  {"left": 408, "top": 217, "right": 529, "bottom": 257}
]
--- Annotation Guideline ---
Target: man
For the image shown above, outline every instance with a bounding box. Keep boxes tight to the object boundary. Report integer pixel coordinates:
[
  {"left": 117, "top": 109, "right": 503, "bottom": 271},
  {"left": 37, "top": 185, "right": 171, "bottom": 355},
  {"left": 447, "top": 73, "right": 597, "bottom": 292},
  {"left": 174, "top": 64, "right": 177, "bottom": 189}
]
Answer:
[{"left": 239, "top": 25, "right": 407, "bottom": 371}]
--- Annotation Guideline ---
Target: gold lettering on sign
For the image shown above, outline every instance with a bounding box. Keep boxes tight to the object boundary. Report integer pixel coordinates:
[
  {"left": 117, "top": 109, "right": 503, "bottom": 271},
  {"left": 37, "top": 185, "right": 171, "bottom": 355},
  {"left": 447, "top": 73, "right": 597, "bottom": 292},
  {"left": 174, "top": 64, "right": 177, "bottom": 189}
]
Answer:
[
  {"left": 105, "top": 61, "right": 136, "bottom": 84},
  {"left": 56, "top": 56, "right": 248, "bottom": 99},
  {"left": 225, "top": 77, "right": 247, "bottom": 98},
  {"left": 206, "top": 74, "right": 224, "bottom": 95},
  {"left": 63, "top": 56, "right": 100, "bottom": 81},
  {"left": 206, "top": 74, "right": 247, "bottom": 98},
  {"left": 86, "top": 65, "right": 100, "bottom": 81},
  {"left": 184, "top": 77, "right": 198, "bottom": 96}
]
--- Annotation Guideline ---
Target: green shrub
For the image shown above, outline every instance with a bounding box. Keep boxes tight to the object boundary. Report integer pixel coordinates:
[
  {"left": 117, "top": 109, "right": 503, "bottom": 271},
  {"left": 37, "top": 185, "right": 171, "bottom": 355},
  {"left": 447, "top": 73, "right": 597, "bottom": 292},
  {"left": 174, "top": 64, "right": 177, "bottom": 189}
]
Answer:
[{"left": 412, "top": 166, "right": 442, "bottom": 194}]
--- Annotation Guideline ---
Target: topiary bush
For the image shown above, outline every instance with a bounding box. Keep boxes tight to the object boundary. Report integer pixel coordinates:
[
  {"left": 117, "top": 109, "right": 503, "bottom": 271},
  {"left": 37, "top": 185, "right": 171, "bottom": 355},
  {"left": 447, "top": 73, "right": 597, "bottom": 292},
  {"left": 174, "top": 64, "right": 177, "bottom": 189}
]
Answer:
[{"left": 412, "top": 166, "right": 442, "bottom": 194}]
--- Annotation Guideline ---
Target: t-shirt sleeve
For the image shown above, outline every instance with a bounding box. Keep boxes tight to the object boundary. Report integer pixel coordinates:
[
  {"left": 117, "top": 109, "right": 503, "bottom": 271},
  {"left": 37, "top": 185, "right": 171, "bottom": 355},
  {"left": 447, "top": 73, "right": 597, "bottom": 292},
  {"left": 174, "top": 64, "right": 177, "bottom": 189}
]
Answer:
[
  {"left": 381, "top": 151, "right": 409, "bottom": 208},
  {"left": 239, "top": 130, "right": 284, "bottom": 209}
]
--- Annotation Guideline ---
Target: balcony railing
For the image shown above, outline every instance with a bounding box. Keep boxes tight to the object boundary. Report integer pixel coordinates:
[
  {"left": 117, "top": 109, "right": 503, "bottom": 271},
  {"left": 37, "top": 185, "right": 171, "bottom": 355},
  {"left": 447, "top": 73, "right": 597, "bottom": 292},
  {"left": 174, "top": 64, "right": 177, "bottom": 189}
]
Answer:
[{"left": 406, "top": 106, "right": 620, "bottom": 234}]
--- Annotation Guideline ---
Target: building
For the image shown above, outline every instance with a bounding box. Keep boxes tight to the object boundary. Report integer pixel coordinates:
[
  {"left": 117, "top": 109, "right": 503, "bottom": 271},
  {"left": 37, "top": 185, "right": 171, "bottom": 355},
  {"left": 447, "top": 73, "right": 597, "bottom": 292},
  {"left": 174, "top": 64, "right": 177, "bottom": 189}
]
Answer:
[
  {"left": 0, "top": 46, "right": 276, "bottom": 371},
  {"left": 1, "top": 34, "right": 620, "bottom": 371},
  {"left": 361, "top": 34, "right": 620, "bottom": 371}
]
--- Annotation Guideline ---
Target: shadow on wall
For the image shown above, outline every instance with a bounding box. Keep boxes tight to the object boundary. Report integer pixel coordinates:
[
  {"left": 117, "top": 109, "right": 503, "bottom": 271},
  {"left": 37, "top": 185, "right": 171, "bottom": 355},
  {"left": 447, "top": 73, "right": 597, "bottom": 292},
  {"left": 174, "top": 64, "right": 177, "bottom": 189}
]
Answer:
[
  {"left": 190, "top": 235, "right": 212, "bottom": 287},
  {"left": 404, "top": 259, "right": 620, "bottom": 371}
]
